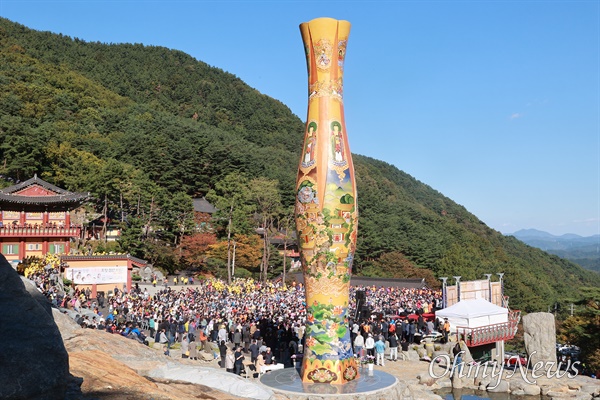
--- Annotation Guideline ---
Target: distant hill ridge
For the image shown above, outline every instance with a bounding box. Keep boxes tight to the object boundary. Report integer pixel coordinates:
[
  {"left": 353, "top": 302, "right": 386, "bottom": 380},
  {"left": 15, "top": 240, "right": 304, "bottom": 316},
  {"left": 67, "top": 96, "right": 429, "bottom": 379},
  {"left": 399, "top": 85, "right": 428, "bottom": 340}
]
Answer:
[
  {"left": 0, "top": 17, "right": 599, "bottom": 312},
  {"left": 511, "top": 229, "right": 599, "bottom": 240},
  {"left": 511, "top": 229, "right": 600, "bottom": 273}
]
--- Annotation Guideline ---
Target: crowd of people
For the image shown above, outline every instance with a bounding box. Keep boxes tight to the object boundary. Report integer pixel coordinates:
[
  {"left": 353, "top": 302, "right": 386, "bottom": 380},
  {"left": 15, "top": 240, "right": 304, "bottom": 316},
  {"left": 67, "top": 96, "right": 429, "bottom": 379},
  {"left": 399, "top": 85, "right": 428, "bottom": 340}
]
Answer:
[
  {"left": 26, "top": 266, "right": 444, "bottom": 375},
  {"left": 352, "top": 285, "right": 442, "bottom": 316}
]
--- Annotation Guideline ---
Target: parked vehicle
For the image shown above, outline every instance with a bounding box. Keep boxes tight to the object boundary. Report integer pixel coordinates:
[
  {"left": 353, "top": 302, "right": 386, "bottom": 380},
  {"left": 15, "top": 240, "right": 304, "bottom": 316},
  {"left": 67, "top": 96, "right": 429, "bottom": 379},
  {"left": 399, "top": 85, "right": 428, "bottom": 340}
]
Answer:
[
  {"left": 556, "top": 343, "right": 581, "bottom": 369},
  {"left": 504, "top": 352, "right": 527, "bottom": 368}
]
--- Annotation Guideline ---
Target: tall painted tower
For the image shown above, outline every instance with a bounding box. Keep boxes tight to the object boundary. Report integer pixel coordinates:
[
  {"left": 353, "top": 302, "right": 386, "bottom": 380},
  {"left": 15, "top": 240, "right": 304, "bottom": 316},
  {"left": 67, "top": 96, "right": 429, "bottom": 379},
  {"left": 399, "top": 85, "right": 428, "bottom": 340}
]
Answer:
[{"left": 296, "top": 17, "right": 359, "bottom": 384}]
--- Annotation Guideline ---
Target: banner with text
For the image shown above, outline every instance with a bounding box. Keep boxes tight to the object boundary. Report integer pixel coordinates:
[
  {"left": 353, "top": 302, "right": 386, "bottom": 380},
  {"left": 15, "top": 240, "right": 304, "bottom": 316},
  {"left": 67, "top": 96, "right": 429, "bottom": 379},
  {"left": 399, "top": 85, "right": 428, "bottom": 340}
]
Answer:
[{"left": 68, "top": 266, "right": 127, "bottom": 284}]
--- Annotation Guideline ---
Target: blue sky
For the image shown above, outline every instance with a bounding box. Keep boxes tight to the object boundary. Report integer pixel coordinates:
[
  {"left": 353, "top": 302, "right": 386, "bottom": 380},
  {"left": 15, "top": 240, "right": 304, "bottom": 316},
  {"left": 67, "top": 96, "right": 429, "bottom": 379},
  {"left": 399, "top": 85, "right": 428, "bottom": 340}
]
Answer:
[{"left": 1, "top": 1, "right": 598, "bottom": 237}]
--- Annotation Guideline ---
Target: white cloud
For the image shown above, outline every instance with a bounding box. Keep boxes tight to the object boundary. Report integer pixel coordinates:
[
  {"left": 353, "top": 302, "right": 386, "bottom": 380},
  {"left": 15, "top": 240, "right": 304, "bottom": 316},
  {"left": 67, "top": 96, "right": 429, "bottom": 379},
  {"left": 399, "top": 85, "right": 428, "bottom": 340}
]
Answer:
[
  {"left": 573, "top": 217, "right": 600, "bottom": 224},
  {"left": 509, "top": 113, "right": 523, "bottom": 120}
]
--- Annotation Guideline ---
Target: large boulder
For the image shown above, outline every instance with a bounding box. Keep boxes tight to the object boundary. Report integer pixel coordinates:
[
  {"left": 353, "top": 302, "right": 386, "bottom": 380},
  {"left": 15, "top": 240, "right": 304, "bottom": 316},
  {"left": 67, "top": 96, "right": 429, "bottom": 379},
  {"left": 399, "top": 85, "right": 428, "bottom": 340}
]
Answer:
[
  {"left": 19, "top": 276, "right": 55, "bottom": 317},
  {"left": 487, "top": 380, "right": 510, "bottom": 393},
  {"left": 522, "top": 312, "right": 557, "bottom": 366},
  {"left": 0, "top": 255, "right": 69, "bottom": 399},
  {"left": 458, "top": 340, "right": 474, "bottom": 364},
  {"left": 52, "top": 308, "right": 82, "bottom": 341}
]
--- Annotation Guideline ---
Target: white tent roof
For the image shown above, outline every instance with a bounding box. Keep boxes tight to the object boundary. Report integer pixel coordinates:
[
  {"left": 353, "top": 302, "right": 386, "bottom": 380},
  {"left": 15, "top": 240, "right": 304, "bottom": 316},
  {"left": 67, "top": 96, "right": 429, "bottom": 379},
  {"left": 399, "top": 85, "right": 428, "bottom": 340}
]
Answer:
[
  {"left": 437, "top": 298, "right": 508, "bottom": 318},
  {"left": 436, "top": 298, "right": 508, "bottom": 330}
]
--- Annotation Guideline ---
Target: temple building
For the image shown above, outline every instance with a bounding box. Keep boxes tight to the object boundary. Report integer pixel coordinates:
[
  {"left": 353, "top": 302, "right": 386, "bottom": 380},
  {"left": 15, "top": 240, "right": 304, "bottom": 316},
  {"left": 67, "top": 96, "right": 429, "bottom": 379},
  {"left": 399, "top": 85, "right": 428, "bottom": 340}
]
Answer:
[
  {"left": 0, "top": 175, "right": 89, "bottom": 267},
  {"left": 192, "top": 196, "right": 217, "bottom": 232}
]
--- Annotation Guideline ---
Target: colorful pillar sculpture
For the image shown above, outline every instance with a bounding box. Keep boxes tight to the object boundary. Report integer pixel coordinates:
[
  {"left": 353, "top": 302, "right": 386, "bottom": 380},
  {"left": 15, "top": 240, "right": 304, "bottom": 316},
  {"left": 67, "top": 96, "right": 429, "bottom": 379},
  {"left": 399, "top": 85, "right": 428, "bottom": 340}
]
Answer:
[{"left": 296, "top": 17, "right": 359, "bottom": 384}]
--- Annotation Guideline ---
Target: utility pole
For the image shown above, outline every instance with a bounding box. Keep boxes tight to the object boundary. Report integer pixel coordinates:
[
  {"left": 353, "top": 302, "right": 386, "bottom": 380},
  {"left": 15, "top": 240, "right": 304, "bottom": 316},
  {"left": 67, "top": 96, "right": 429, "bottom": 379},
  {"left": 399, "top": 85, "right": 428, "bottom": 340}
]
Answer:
[
  {"left": 453, "top": 276, "right": 461, "bottom": 302},
  {"left": 440, "top": 277, "right": 448, "bottom": 308}
]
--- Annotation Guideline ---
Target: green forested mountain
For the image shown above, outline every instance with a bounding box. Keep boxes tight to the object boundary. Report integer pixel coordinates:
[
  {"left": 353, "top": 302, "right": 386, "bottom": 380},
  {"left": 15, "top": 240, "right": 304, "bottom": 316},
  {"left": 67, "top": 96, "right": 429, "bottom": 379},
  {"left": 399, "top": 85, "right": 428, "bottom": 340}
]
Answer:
[{"left": 1, "top": 18, "right": 598, "bottom": 312}]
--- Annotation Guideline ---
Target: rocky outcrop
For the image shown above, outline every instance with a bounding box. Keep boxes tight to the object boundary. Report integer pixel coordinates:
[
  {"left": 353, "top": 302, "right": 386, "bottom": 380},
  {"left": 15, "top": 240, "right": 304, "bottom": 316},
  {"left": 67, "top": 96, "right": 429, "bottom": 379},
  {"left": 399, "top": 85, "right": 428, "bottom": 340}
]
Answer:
[
  {"left": 52, "top": 307, "right": 82, "bottom": 341},
  {"left": 523, "top": 312, "right": 557, "bottom": 366},
  {"left": 148, "top": 365, "right": 273, "bottom": 400},
  {"left": 52, "top": 309, "right": 246, "bottom": 399},
  {"left": 458, "top": 341, "right": 474, "bottom": 364},
  {"left": 20, "top": 276, "right": 53, "bottom": 317},
  {"left": 69, "top": 350, "right": 244, "bottom": 400},
  {"left": 0, "top": 254, "right": 69, "bottom": 399}
]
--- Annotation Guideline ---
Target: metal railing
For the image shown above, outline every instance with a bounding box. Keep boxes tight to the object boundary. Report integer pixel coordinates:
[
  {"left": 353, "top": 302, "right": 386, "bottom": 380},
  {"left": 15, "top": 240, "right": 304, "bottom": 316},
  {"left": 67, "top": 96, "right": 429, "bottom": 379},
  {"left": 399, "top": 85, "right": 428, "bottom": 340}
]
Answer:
[
  {"left": 457, "top": 310, "right": 520, "bottom": 347},
  {"left": 0, "top": 226, "right": 80, "bottom": 237}
]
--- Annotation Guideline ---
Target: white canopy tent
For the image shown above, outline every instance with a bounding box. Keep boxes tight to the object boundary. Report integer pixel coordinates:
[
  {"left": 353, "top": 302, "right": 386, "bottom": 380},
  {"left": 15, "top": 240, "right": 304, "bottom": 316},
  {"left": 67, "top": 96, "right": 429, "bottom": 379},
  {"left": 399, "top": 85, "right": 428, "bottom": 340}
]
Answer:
[{"left": 436, "top": 298, "right": 508, "bottom": 331}]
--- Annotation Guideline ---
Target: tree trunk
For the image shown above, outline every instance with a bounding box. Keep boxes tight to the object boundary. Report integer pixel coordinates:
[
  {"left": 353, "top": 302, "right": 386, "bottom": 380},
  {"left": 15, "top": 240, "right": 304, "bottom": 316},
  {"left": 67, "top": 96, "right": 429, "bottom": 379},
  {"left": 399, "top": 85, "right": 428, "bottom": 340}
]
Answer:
[
  {"left": 226, "top": 204, "right": 233, "bottom": 284},
  {"left": 144, "top": 196, "right": 155, "bottom": 238},
  {"left": 283, "top": 237, "right": 287, "bottom": 284},
  {"left": 103, "top": 194, "right": 108, "bottom": 244},
  {"left": 261, "top": 218, "right": 269, "bottom": 282},
  {"left": 177, "top": 215, "right": 185, "bottom": 255},
  {"left": 120, "top": 191, "right": 125, "bottom": 222},
  {"left": 232, "top": 241, "right": 236, "bottom": 277}
]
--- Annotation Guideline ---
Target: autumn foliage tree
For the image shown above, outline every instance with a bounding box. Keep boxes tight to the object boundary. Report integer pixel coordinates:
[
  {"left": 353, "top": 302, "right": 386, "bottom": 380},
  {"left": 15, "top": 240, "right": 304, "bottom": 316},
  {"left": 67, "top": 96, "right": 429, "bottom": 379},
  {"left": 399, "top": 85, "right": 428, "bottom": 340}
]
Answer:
[
  {"left": 180, "top": 232, "right": 217, "bottom": 268},
  {"left": 206, "top": 234, "right": 263, "bottom": 277}
]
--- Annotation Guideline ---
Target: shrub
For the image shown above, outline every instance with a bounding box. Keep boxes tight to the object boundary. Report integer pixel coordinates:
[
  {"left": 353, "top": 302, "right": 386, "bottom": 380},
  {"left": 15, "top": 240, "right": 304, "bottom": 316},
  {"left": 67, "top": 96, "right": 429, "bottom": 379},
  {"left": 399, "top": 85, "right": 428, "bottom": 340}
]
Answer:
[{"left": 232, "top": 267, "right": 252, "bottom": 279}]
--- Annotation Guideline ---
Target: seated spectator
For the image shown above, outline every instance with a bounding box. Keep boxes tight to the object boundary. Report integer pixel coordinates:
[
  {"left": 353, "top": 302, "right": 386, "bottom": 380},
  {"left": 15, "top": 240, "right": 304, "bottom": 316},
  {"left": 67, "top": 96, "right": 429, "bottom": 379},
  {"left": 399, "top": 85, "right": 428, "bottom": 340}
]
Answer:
[{"left": 264, "top": 347, "right": 274, "bottom": 365}]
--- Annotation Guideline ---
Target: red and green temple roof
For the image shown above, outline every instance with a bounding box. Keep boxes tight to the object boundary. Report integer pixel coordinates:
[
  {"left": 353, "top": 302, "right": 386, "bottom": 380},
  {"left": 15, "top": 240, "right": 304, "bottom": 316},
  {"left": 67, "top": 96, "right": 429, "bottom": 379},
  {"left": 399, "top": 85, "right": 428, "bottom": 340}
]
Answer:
[{"left": 0, "top": 175, "right": 89, "bottom": 207}]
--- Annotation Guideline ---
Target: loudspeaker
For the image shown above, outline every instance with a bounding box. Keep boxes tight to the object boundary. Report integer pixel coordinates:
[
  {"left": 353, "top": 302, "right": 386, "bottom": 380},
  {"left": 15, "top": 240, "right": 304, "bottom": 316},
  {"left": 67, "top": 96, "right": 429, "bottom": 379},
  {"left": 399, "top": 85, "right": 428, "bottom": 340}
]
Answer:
[
  {"left": 355, "top": 290, "right": 366, "bottom": 302},
  {"left": 360, "top": 305, "right": 371, "bottom": 320}
]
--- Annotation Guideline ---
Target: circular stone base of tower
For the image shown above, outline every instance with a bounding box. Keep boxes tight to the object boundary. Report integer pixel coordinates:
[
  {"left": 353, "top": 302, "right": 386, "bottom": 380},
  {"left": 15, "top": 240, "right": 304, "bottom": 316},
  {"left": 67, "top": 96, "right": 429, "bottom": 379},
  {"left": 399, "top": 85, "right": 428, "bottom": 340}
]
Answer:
[{"left": 259, "top": 367, "right": 399, "bottom": 399}]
